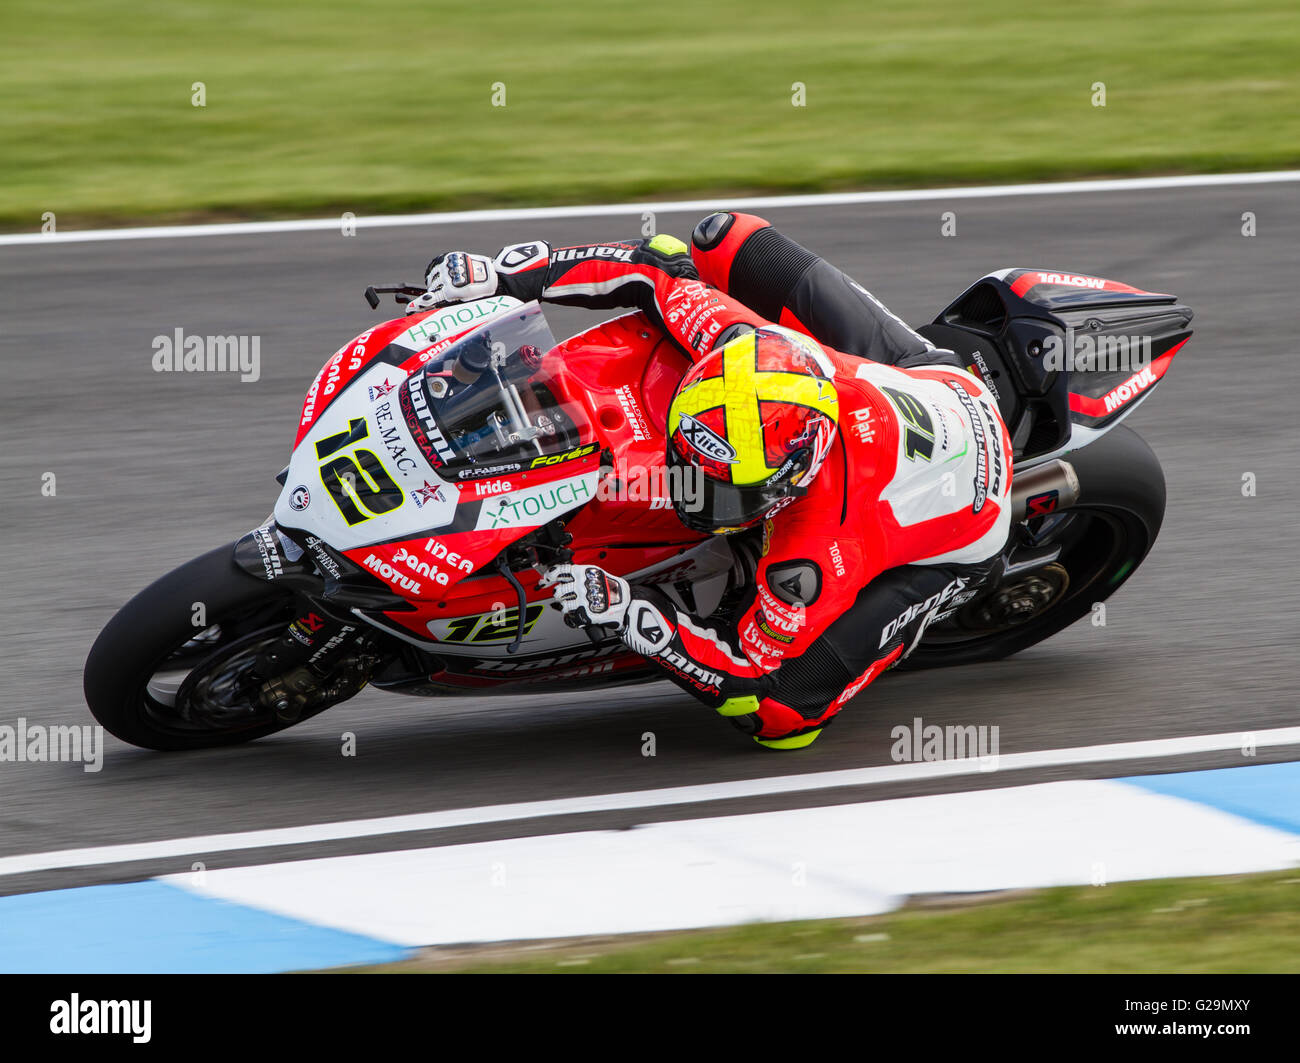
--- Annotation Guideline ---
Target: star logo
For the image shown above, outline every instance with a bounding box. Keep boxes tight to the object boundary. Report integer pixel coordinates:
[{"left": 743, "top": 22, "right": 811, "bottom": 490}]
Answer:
[
  {"left": 368, "top": 378, "right": 398, "bottom": 401},
  {"left": 411, "top": 480, "right": 444, "bottom": 508}
]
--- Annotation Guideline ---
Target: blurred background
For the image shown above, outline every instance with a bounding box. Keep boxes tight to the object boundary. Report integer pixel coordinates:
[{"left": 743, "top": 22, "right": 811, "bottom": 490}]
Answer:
[{"left": 2, "top": 0, "right": 1298, "bottom": 229}]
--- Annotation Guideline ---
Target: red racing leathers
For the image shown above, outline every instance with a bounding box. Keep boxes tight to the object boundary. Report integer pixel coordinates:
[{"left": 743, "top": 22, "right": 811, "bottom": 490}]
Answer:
[{"left": 480, "top": 216, "right": 1013, "bottom": 746}]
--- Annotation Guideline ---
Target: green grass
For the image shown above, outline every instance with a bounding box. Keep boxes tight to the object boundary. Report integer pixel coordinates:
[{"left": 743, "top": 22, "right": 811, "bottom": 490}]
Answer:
[
  {"left": 3, "top": 0, "right": 1299, "bottom": 230},
  {"left": 350, "top": 870, "right": 1300, "bottom": 973}
]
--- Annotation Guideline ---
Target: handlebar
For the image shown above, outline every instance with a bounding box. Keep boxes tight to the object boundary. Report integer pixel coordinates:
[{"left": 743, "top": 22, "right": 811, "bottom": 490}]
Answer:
[
  {"left": 363, "top": 283, "right": 429, "bottom": 310},
  {"left": 531, "top": 529, "right": 611, "bottom": 648}
]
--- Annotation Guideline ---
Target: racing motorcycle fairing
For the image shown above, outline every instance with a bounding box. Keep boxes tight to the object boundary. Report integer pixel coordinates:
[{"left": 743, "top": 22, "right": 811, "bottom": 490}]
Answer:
[
  {"left": 251, "top": 298, "right": 730, "bottom": 687},
  {"left": 275, "top": 301, "right": 601, "bottom": 560},
  {"left": 917, "top": 269, "right": 1193, "bottom": 465},
  {"left": 293, "top": 294, "right": 527, "bottom": 448},
  {"left": 350, "top": 310, "right": 727, "bottom": 663},
  {"left": 360, "top": 532, "right": 740, "bottom": 695}
]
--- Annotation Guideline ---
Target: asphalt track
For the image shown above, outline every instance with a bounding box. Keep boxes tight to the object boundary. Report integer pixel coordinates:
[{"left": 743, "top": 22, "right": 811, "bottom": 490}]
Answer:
[{"left": 1, "top": 181, "right": 1297, "bottom": 900}]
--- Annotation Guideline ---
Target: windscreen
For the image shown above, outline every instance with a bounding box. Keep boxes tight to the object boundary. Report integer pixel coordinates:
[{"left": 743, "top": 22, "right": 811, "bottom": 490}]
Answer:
[{"left": 399, "top": 303, "right": 592, "bottom": 474}]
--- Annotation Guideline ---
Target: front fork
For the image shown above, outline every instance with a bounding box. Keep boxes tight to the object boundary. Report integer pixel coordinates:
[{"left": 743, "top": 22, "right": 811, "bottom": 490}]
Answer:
[
  {"left": 251, "top": 604, "right": 371, "bottom": 722},
  {"left": 233, "top": 518, "right": 376, "bottom": 721}
]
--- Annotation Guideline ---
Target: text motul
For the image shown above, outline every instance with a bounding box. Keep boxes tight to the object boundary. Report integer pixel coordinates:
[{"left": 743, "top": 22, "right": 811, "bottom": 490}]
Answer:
[{"left": 1103, "top": 366, "right": 1158, "bottom": 412}]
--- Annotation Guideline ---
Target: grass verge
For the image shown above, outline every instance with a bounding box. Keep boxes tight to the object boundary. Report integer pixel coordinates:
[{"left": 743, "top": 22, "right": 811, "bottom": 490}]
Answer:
[
  {"left": 3, "top": 0, "right": 1299, "bottom": 230},
  {"left": 345, "top": 869, "right": 1300, "bottom": 973}
]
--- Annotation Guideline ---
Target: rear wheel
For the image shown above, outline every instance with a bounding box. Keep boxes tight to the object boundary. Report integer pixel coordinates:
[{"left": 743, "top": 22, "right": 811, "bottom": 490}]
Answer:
[
  {"left": 84, "top": 544, "right": 341, "bottom": 750},
  {"left": 898, "top": 425, "right": 1165, "bottom": 669}
]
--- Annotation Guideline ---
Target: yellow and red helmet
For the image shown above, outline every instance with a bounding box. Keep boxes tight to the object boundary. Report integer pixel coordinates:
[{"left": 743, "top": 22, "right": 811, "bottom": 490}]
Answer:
[{"left": 666, "top": 326, "right": 839, "bottom": 533}]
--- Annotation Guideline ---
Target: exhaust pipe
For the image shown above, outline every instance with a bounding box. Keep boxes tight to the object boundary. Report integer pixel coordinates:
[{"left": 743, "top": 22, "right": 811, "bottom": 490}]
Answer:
[{"left": 1010, "top": 459, "right": 1080, "bottom": 522}]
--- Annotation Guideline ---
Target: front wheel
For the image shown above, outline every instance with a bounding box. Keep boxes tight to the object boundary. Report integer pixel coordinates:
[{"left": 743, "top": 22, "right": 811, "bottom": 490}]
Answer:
[
  {"left": 899, "top": 424, "right": 1166, "bottom": 668},
  {"left": 84, "top": 544, "right": 338, "bottom": 750}
]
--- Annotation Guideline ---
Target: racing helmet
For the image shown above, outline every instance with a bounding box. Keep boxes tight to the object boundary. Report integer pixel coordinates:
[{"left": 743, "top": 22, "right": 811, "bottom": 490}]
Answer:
[{"left": 666, "top": 326, "right": 839, "bottom": 534}]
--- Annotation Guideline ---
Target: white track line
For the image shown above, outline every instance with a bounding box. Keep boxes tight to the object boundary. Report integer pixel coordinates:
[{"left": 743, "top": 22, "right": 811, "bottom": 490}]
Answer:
[
  {"left": 1, "top": 726, "right": 1297, "bottom": 878},
  {"left": 3, "top": 170, "right": 1298, "bottom": 247},
  {"left": 164, "top": 783, "right": 1300, "bottom": 946}
]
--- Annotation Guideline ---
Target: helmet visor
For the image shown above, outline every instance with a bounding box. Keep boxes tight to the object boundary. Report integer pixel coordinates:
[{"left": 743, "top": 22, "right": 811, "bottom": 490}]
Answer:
[{"left": 668, "top": 445, "right": 807, "bottom": 532}]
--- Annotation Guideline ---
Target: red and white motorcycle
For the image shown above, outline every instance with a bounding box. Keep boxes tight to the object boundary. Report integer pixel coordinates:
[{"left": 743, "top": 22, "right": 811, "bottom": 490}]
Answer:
[{"left": 85, "top": 269, "right": 1191, "bottom": 749}]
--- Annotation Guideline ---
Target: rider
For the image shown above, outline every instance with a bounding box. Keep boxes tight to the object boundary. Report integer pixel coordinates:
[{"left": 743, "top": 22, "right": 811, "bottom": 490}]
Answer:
[{"left": 415, "top": 214, "right": 1013, "bottom": 748}]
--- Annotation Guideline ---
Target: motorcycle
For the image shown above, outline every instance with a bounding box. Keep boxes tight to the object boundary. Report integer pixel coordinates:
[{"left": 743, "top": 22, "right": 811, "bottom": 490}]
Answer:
[{"left": 85, "top": 268, "right": 1192, "bottom": 750}]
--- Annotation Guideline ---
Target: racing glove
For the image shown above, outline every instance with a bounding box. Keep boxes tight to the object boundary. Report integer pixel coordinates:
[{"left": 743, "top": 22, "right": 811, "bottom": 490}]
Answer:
[
  {"left": 539, "top": 564, "right": 632, "bottom": 632},
  {"left": 416, "top": 251, "right": 500, "bottom": 309},
  {"left": 409, "top": 242, "right": 554, "bottom": 314}
]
